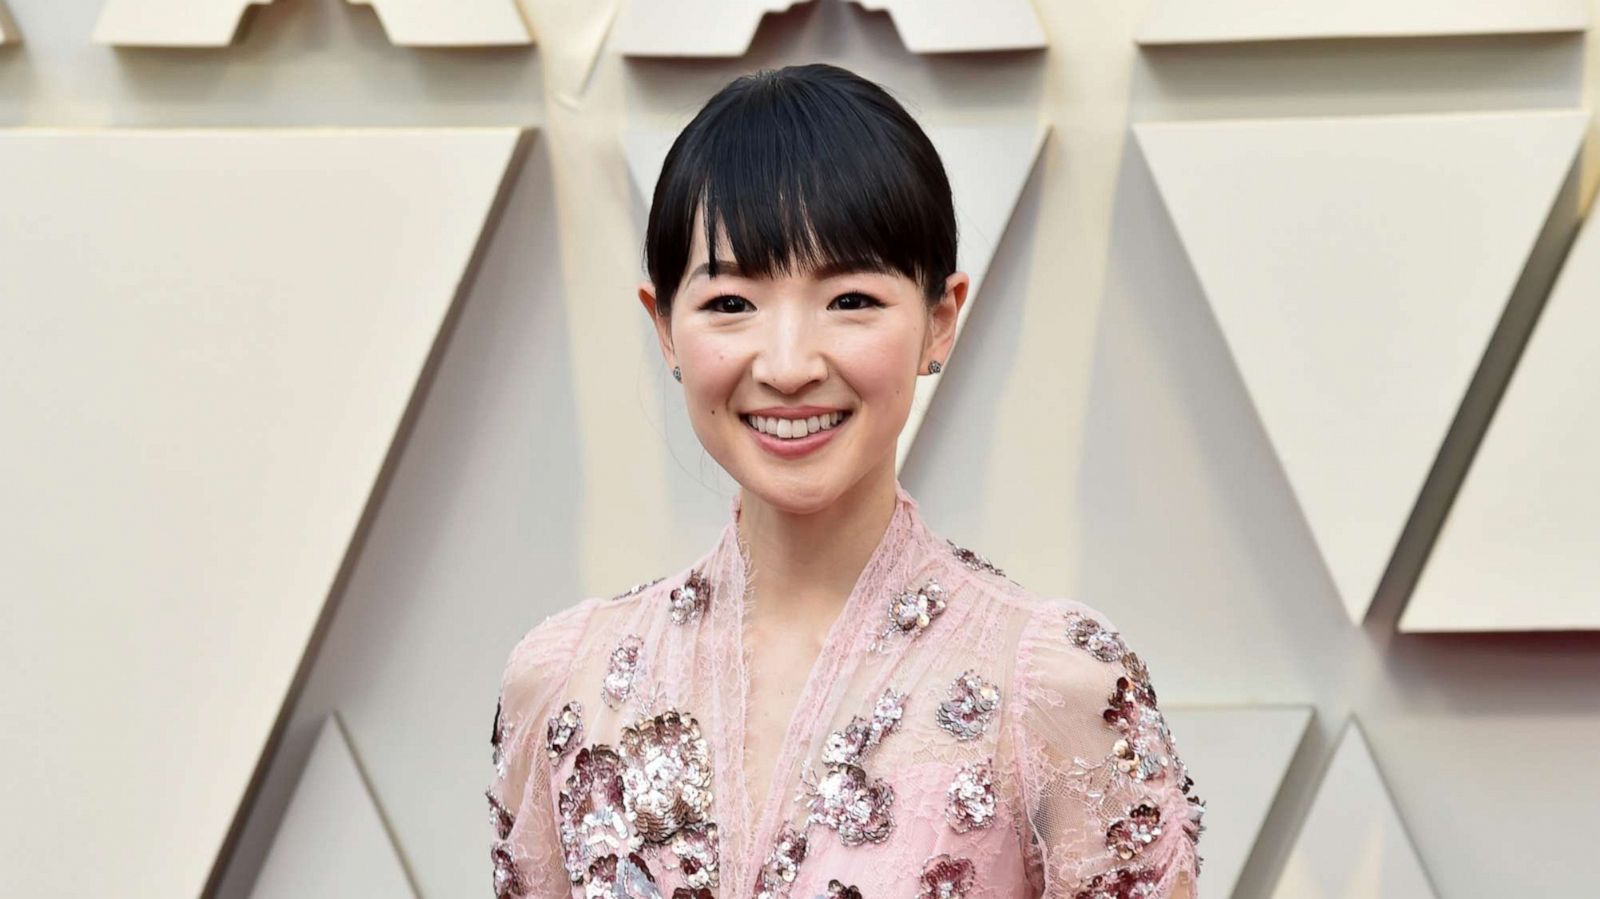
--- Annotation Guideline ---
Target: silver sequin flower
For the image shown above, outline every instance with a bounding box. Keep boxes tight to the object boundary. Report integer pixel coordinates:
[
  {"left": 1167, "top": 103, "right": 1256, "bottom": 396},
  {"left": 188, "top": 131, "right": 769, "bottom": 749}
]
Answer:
[
  {"left": 1103, "top": 675, "right": 1173, "bottom": 783},
  {"left": 667, "top": 821, "right": 719, "bottom": 889},
  {"left": 752, "top": 823, "right": 809, "bottom": 899},
  {"left": 668, "top": 569, "right": 712, "bottom": 625},
  {"left": 935, "top": 670, "right": 1001, "bottom": 741},
  {"left": 821, "top": 687, "right": 906, "bottom": 765},
  {"left": 944, "top": 758, "right": 997, "bottom": 833},
  {"left": 917, "top": 854, "right": 976, "bottom": 899},
  {"left": 1064, "top": 610, "right": 1130, "bottom": 663},
  {"left": 491, "top": 840, "right": 529, "bottom": 898},
  {"left": 546, "top": 700, "right": 585, "bottom": 762},
  {"left": 870, "top": 578, "right": 947, "bottom": 651},
  {"left": 583, "top": 853, "right": 660, "bottom": 899},
  {"left": 558, "top": 746, "right": 633, "bottom": 884},
  {"left": 603, "top": 634, "right": 645, "bottom": 709},
  {"left": 618, "top": 708, "right": 714, "bottom": 844},
  {"left": 946, "top": 538, "right": 1007, "bottom": 578},
  {"left": 1106, "top": 802, "right": 1163, "bottom": 861},
  {"left": 797, "top": 760, "right": 895, "bottom": 845}
]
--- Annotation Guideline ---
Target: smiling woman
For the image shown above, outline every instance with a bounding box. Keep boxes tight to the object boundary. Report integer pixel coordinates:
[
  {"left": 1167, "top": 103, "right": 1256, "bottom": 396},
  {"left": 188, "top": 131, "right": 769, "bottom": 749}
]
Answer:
[{"left": 486, "top": 64, "right": 1205, "bottom": 899}]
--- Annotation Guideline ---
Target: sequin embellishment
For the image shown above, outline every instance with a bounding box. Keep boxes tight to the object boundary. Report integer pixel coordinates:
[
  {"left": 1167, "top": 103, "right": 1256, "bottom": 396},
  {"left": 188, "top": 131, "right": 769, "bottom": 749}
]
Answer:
[
  {"left": 546, "top": 700, "right": 584, "bottom": 762},
  {"left": 1058, "top": 605, "right": 1209, "bottom": 889},
  {"left": 1064, "top": 610, "right": 1130, "bottom": 663},
  {"left": 486, "top": 788, "right": 515, "bottom": 840},
  {"left": 752, "top": 823, "right": 809, "bottom": 899},
  {"left": 618, "top": 708, "right": 714, "bottom": 843},
  {"left": 491, "top": 841, "right": 530, "bottom": 898},
  {"left": 869, "top": 578, "right": 947, "bottom": 651},
  {"left": 944, "top": 758, "right": 997, "bottom": 833},
  {"left": 798, "top": 686, "right": 905, "bottom": 845},
  {"left": 602, "top": 634, "right": 645, "bottom": 709},
  {"left": 1069, "top": 866, "right": 1164, "bottom": 899},
  {"left": 558, "top": 746, "right": 633, "bottom": 883},
  {"left": 935, "top": 669, "right": 1001, "bottom": 741},
  {"left": 796, "top": 761, "right": 895, "bottom": 845},
  {"left": 583, "top": 852, "right": 659, "bottom": 899},
  {"left": 820, "top": 881, "right": 864, "bottom": 899},
  {"left": 917, "top": 853, "right": 976, "bottom": 899},
  {"left": 667, "top": 822, "right": 719, "bottom": 889},
  {"left": 1106, "top": 802, "right": 1163, "bottom": 860},
  {"left": 669, "top": 568, "right": 712, "bottom": 625},
  {"left": 611, "top": 575, "right": 666, "bottom": 601},
  {"left": 947, "top": 538, "right": 1007, "bottom": 578}
]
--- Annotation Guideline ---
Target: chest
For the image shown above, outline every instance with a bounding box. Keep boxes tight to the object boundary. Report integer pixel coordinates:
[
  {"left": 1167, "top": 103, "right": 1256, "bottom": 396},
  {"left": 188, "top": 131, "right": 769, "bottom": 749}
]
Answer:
[{"left": 739, "top": 620, "right": 828, "bottom": 818}]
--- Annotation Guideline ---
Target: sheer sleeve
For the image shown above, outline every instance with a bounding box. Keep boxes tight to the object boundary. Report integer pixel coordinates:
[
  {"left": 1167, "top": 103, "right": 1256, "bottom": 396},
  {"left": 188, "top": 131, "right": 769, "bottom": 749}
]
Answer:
[
  {"left": 485, "top": 597, "right": 600, "bottom": 898},
  {"left": 1007, "top": 598, "right": 1206, "bottom": 899}
]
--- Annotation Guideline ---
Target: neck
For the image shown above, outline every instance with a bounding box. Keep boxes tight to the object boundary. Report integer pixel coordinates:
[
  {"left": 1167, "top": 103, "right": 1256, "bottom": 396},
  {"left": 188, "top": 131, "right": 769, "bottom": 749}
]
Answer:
[{"left": 735, "top": 461, "right": 900, "bottom": 627}]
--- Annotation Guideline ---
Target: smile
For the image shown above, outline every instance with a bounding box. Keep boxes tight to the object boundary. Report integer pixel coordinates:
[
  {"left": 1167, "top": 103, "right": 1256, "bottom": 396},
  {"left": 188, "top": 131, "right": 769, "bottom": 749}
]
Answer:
[{"left": 739, "top": 410, "right": 853, "bottom": 459}]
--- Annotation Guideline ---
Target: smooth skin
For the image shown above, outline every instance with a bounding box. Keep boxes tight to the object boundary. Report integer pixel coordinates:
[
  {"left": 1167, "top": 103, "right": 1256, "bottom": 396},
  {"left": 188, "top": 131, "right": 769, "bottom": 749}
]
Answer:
[{"left": 637, "top": 204, "right": 967, "bottom": 812}]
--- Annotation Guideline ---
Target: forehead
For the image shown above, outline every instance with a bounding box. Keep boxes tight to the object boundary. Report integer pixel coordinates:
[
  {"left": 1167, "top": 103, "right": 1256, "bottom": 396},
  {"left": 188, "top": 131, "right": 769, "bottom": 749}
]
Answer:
[{"left": 683, "top": 204, "right": 890, "bottom": 285}]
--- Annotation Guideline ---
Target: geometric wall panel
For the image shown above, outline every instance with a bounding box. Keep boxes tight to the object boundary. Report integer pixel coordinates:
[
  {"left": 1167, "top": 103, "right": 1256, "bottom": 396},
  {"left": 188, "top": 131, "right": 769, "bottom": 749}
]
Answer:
[
  {"left": 1164, "top": 706, "right": 1313, "bottom": 899},
  {"left": 250, "top": 715, "right": 415, "bottom": 899},
  {"left": 1269, "top": 718, "right": 1438, "bottom": 899},
  {"left": 1400, "top": 207, "right": 1600, "bottom": 631},
  {"left": 623, "top": 122, "right": 1048, "bottom": 470},
  {"left": 1134, "top": 110, "right": 1588, "bottom": 625},
  {"left": 0, "top": 128, "right": 522, "bottom": 899},
  {"left": 1137, "top": 0, "right": 1587, "bottom": 45},
  {"left": 613, "top": 0, "right": 1045, "bottom": 57},
  {"left": 92, "top": 0, "right": 533, "bottom": 47}
]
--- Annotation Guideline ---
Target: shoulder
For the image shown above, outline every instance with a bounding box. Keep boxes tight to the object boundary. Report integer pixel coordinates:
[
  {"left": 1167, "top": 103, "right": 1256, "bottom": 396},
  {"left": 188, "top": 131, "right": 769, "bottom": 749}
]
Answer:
[{"left": 499, "top": 595, "right": 606, "bottom": 701}]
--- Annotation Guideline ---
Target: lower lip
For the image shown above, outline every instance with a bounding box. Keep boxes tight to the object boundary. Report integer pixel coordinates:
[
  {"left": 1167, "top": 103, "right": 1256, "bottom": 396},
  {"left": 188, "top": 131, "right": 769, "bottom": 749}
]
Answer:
[{"left": 742, "top": 413, "right": 850, "bottom": 459}]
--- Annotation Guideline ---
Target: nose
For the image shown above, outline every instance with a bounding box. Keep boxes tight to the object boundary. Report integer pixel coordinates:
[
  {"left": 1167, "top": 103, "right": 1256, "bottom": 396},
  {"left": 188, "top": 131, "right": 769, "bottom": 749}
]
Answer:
[{"left": 749, "top": 306, "right": 827, "bottom": 395}]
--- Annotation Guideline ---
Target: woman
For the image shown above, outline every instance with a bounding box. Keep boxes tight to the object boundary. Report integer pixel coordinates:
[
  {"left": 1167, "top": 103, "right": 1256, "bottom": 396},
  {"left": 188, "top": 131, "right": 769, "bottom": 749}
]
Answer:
[{"left": 487, "top": 63, "right": 1204, "bottom": 899}]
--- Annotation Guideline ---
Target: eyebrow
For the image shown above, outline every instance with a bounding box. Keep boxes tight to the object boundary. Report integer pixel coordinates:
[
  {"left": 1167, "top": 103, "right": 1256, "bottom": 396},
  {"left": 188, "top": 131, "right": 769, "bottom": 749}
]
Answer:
[{"left": 687, "top": 258, "right": 894, "bottom": 283}]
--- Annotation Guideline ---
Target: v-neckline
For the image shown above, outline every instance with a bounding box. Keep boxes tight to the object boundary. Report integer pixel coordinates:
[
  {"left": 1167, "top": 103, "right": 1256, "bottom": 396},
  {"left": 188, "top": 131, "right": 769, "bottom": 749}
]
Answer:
[{"left": 720, "top": 482, "right": 918, "bottom": 878}]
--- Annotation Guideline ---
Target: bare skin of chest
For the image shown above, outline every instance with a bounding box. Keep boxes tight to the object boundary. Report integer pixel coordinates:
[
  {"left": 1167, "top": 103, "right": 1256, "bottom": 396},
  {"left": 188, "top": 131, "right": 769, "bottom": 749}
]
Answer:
[{"left": 741, "top": 619, "right": 828, "bottom": 818}]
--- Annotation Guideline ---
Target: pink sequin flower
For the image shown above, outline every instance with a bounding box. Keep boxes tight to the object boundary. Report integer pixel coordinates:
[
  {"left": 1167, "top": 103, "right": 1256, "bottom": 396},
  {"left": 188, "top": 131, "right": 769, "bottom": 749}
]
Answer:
[
  {"left": 603, "top": 634, "right": 645, "bottom": 709},
  {"left": 918, "top": 853, "right": 976, "bottom": 899},
  {"left": 546, "top": 699, "right": 584, "bottom": 762},
  {"left": 752, "top": 823, "right": 809, "bottom": 899},
  {"left": 558, "top": 746, "right": 633, "bottom": 883},
  {"left": 935, "top": 670, "right": 1001, "bottom": 741},
  {"left": 944, "top": 758, "right": 997, "bottom": 833},
  {"left": 668, "top": 569, "right": 712, "bottom": 625},
  {"left": 618, "top": 708, "right": 714, "bottom": 844}
]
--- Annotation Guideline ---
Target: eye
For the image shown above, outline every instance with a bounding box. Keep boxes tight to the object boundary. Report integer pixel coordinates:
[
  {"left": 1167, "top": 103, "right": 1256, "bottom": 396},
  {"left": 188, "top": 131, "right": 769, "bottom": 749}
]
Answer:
[
  {"left": 700, "top": 294, "right": 752, "bottom": 314},
  {"left": 830, "top": 291, "right": 883, "bottom": 311}
]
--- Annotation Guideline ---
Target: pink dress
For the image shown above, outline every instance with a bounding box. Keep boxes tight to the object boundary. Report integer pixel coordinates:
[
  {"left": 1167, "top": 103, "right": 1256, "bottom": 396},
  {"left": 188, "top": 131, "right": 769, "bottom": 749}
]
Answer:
[{"left": 486, "top": 480, "right": 1205, "bottom": 899}]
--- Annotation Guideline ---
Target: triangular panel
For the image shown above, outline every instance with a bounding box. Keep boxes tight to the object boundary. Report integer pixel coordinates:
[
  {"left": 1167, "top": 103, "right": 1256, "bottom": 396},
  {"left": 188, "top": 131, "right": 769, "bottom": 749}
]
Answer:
[
  {"left": 1270, "top": 718, "right": 1438, "bottom": 898},
  {"left": 623, "top": 122, "right": 1047, "bottom": 470},
  {"left": 1138, "top": 0, "right": 1587, "bottom": 45},
  {"left": 0, "top": 127, "right": 522, "bottom": 898},
  {"left": 1401, "top": 206, "right": 1600, "bottom": 631},
  {"left": 1134, "top": 111, "right": 1586, "bottom": 623},
  {"left": 250, "top": 715, "right": 415, "bottom": 899},
  {"left": 93, "top": 0, "right": 531, "bottom": 46},
  {"left": 1163, "top": 706, "right": 1312, "bottom": 898},
  {"left": 613, "top": 0, "right": 1043, "bottom": 57}
]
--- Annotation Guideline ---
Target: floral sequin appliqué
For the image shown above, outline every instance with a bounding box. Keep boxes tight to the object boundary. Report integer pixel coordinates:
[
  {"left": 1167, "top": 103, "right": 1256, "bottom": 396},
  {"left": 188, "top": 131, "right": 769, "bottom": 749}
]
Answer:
[
  {"left": 796, "top": 686, "right": 907, "bottom": 845},
  {"left": 868, "top": 578, "right": 947, "bottom": 652},
  {"left": 934, "top": 669, "right": 1001, "bottom": 741},
  {"left": 1060, "top": 609, "right": 1208, "bottom": 899}
]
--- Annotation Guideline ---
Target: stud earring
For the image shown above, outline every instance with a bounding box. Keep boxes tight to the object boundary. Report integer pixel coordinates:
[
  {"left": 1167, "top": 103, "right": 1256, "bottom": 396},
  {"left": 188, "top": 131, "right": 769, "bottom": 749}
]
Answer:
[
  {"left": 927, "top": 360, "right": 943, "bottom": 375},
  {"left": 672, "top": 365, "right": 682, "bottom": 383}
]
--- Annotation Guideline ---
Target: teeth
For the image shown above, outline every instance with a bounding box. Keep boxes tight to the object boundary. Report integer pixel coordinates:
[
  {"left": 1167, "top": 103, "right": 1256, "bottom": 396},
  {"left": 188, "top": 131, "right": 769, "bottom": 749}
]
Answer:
[{"left": 743, "top": 410, "right": 848, "bottom": 439}]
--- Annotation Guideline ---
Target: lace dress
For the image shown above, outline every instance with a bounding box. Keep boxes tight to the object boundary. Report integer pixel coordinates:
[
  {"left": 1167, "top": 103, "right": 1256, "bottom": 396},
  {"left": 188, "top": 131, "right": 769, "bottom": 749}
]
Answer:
[{"left": 486, "top": 480, "right": 1205, "bottom": 899}]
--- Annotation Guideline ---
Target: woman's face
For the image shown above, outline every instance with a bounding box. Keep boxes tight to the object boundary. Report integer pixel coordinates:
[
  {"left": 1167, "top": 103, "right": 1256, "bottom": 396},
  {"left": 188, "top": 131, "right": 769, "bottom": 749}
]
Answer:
[{"left": 639, "top": 208, "right": 966, "bottom": 514}]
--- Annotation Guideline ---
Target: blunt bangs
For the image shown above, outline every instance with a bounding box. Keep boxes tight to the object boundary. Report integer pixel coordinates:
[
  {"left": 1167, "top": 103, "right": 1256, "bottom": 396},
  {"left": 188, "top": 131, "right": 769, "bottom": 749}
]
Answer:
[{"left": 644, "top": 64, "right": 957, "bottom": 315}]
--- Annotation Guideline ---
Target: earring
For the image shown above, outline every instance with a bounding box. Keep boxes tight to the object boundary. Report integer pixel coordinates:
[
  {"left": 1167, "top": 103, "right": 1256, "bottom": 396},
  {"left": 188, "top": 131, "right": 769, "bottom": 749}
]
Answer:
[
  {"left": 672, "top": 365, "right": 682, "bottom": 383},
  {"left": 926, "top": 360, "right": 943, "bottom": 374}
]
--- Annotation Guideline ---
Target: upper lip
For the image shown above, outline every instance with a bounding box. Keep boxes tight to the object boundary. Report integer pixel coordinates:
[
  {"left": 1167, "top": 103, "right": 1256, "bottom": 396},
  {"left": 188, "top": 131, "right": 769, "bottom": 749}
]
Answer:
[{"left": 743, "top": 405, "right": 848, "bottom": 419}]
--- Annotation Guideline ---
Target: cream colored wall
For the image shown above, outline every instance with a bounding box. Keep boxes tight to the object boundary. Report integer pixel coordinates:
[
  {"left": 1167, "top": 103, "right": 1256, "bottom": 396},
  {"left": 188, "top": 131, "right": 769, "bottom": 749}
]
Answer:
[{"left": 2, "top": 1, "right": 1597, "bottom": 897}]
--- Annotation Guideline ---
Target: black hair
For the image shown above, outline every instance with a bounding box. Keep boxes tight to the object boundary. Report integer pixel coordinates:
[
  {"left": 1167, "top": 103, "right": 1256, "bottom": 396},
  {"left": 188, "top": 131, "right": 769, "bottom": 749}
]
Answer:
[{"left": 643, "top": 63, "right": 957, "bottom": 317}]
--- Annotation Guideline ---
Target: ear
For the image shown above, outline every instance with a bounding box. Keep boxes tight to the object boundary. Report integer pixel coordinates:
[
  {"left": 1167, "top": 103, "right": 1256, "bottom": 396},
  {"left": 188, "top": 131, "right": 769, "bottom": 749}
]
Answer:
[
  {"left": 925, "top": 271, "right": 969, "bottom": 365},
  {"left": 638, "top": 280, "right": 676, "bottom": 369}
]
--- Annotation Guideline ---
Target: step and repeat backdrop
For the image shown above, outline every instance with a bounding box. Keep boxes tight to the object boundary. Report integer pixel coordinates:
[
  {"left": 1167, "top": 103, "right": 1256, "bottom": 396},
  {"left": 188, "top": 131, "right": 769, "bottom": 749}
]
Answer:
[{"left": 2, "top": 2, "right": 1598, "bottom": 897}]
